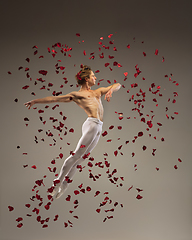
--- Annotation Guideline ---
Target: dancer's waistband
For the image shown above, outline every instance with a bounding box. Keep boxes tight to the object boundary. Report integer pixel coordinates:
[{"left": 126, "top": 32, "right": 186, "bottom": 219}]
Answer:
[{"left": 87, "top": 117, "right": 103, "bottom": 125}]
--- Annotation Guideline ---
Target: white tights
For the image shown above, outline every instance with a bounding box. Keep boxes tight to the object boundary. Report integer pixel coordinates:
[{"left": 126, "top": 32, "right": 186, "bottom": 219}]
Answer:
[{"left": 52, "top": 117, "right": 103, "bottom": 198}]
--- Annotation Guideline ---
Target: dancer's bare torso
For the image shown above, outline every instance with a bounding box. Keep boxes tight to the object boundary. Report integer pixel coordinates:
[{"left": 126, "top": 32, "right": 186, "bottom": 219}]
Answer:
[{"left": 69, "top": 89, "right": 104, "bottom": 121}]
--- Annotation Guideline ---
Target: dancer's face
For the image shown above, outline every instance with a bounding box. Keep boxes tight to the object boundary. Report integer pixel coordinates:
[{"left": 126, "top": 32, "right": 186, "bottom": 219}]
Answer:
[{"left": 86, "top": 71, "right": 96, "bottom": 86}]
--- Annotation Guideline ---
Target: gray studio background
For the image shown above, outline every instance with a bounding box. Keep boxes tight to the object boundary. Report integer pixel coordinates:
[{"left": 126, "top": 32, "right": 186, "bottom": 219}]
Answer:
[{"left": 0, "top": 0, "right": 192, "bottom": 240}]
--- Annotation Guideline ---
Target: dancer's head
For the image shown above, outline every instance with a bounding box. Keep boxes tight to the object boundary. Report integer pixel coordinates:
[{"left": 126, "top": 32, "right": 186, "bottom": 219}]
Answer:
[{"left": 75, "top": 65, "right": 96, "bottom": 86}]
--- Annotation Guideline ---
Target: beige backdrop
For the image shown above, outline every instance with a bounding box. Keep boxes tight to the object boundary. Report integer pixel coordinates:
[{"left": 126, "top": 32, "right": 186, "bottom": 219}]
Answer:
[{"left": 0, "top": 0, "right": 192, "bottom": 240}]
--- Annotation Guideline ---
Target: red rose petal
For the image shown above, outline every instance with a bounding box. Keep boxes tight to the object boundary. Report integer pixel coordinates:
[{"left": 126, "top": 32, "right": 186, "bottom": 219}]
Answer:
[
  {"left": 80, "top": 189, "right": 85, "bottom": 193},
  {"left": 136, "top": 188, "right": 143, "bottom": 192},
  {"left": 136, "top": 194, "right": 143, "bottom": 199},
  {"left": 31, "top": 165, "right": 37, "bottom": 169},
  {"left": 8, "top": 206, "right": 14, "bottom": 211},
  {"left": 94, "top": 191, "right": 100, "bottom": 197},
  {"left": 108, "top": 34, "right": 113, "bottom": 38},
  {"left": 147, "top": 120, "right": 153, "bottom": 128},
  {"left": 54, "top": 215, "right": 59, "bottom": 221},
  {"left": 64, "top": 222, "right": 68, "bottom": 228},
  {"left": 155, "top": 49, "right": 159, "bottom": 55},
  {"left": 69, "top": 128, "right": 74, "bottom": 133},
  {"left": 86, "top": 186, "right": 91, "bottom": 191},
  {"left": 138, "top": 131, "right": 143, "bottom": 137},
  {"left": 96, "top": 209, "right": 101, "bottom": 213},
  {"left": 128, "top": 185, "right": 133, "bottom": 191},
  {"left": 105, "top": 160, "right": 110, "bottom": 167},
  {"left": 66, "top": 195, "right": 71, "bottom": 201},
  {"left": 17, "top": 223, "right": 23, "bottom": 228},
  {"left": 38, "top": 110, "right": 44, "bottom": 114},
  {"left": 178, "top": 158, "right": 182, "bottom": 162},
  {"left": 114, "top": 150, "right": 118, "bottom": 156},
  {"left": 25, "top": 204, "right": 31, "bottom": 208},
  {"left": 22, "top": 85, "right": 29, "bottom": 90},
  {"left": 74, "top": 190, "right": 80, "bottom": 195},
  {"left": 174, "top": 165, "right": 178, "bottom": 169},
  {"left": 76, "top": 33, "right": 80, "bottom": 37},
  {"left": 102, "top": 131, "right": 108, "bottom": 137},
  {"left": 16, "top": 217, "right": 23, "bottom": 222},
  {"left": 39, "top": 70, "right": 48, "bottom": 76},
  {"left": 44, "top": 204, "right": 50, "bottom": 210},
  {"left": 88, "top": 162, "right": 93, "bottom": 167}
]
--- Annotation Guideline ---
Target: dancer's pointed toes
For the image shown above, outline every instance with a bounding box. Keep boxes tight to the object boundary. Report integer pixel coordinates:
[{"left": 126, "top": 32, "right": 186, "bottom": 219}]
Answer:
[{"left": 55, "top": 189, "right": 64, "bottom": 199}]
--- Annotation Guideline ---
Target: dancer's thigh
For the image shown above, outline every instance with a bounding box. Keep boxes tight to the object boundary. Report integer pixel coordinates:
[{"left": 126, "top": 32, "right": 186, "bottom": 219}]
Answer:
[{"left": 73, "top": 120, "right": 99, "bottom": 156}]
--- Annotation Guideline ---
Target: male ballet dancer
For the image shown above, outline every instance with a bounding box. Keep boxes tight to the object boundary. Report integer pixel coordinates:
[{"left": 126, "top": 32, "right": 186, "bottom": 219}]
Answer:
[{"left": 25, "top": 65, "right": 121, "bottom": 199}]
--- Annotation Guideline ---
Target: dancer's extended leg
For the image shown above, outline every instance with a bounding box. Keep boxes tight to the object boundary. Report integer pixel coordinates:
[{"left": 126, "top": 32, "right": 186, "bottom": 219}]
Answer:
[
  {"left": 51, "top": 117, "right": 102, "bottom": 197},
  {"left": 55, "top": 132, "right": 101, "bottom": 198}
]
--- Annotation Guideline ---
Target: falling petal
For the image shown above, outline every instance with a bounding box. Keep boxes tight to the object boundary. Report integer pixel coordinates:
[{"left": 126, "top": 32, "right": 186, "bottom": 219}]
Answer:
[
  {"left": 22, "top": 85, "right": 29, "bottom": 90},
  {"left": 17, "top": 223, "right": 23, "bottom": 228},
  {"left": 102, "top": 131, "right": 108, "bottom": 137},
  {"left": 96, "top": 209, "right": 101, "bottom": 213},
  {"left": 39, "top": 70, "right": 48, "bottom": 76},
  {"left": 155, "top": 49, "right": 159, "bottom": 55},
  {"left": 136, "top": 195, "right": 143, "bottom": 199},
  {"left": 64, "top": 222, "right": 68, "bottom": 228},
  {"left": 16, "top": 217, "right": 23, "bottom": 222},
  {"left": 138, "top": 131, "right": 143, "bottom": 137},
  {"left": 66, "top": 195, "right": 71, "bottom": 201},
  {"left": 8, "top": 206, "right": 14, "bottom": 211},
  {"left": 174, "top": 165, "right": 178, "bottom": 169},
  {"left": 74, "top": 190, "right": 80, "bottom": 195}
]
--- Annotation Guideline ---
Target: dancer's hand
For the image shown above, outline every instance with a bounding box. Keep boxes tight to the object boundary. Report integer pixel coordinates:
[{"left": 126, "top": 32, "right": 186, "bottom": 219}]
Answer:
[
  {"left": 104, "top": 89, "right": 113, "bottom": 102},
  {"left": 24, "top": 100, "right": 35, "bottom": 109}
]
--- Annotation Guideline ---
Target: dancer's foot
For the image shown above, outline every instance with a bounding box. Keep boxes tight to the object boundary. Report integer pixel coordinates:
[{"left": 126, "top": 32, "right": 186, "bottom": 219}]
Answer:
[
  {"left": 55, "top": 188, "right": 64, "bottom": 199},
  {"left": 55, "top": 183, "right": 68, "bottom": 199}
]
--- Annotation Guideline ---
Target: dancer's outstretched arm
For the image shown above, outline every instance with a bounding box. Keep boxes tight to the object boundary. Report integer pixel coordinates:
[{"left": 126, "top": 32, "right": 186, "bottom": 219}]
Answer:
[{"left": 24, "top": 92, "right": 75, "bottom": 109}]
